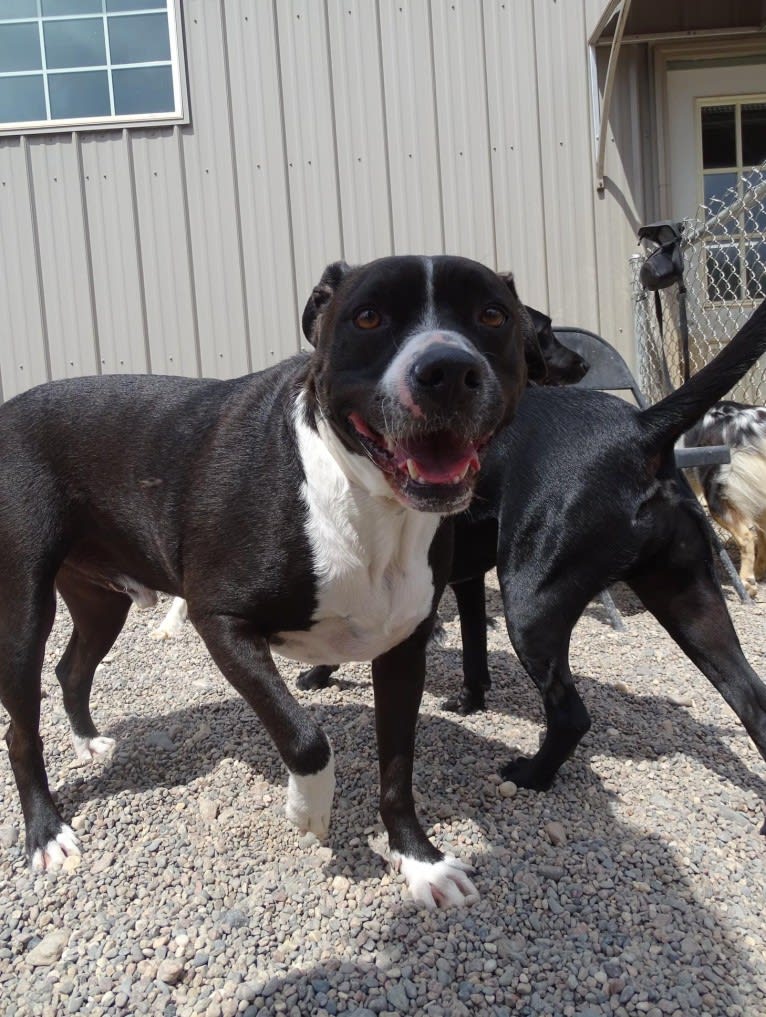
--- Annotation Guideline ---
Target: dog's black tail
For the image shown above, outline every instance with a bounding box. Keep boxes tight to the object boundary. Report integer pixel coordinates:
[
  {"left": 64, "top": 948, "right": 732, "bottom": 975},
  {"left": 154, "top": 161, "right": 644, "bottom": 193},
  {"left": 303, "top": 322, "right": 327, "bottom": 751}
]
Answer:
[{"left": 639, "top": 299, "right": 766, "bottom": 450}]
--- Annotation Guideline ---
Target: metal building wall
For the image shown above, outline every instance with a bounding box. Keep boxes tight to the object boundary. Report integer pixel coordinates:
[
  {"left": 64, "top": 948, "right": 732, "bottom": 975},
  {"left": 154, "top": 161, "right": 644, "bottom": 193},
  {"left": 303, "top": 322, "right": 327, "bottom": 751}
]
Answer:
[{"left": 0, "top": 0, "right": 649, "bottom": 402}]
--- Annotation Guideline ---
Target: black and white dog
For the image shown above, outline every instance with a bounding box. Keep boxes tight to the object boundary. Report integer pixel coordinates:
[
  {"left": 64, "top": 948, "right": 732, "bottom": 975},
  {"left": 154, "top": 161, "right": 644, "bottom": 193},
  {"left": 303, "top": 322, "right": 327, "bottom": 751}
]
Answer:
[
  {"left": 0, "top": 255, "right": 529, "bottom": 908},
  {"left": 685, "top": 401, "right": 766, "bottom": 597},
  {"left": 299, "top": 302, "right": 766, "bottom": 817},
  {"left": 150, "top": 302, "right": 588, "bottom": 641}
]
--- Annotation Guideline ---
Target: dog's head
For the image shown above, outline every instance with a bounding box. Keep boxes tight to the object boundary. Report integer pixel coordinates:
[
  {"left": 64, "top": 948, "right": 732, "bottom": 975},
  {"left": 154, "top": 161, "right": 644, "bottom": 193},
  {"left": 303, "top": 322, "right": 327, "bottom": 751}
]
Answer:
[
  {"left": 302, "top": 255, "right": 528, "bottom": 513},
  {"left": 522, "top": 305, "right": 589, "bottom": 386}
]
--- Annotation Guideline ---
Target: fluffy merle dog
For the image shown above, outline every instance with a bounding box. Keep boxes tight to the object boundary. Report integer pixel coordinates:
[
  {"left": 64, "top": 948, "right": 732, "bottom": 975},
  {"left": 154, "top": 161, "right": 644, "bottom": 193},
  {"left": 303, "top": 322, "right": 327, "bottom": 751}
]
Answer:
[{"left": 685, "top": 400, "right": 766, "bottom": 597}]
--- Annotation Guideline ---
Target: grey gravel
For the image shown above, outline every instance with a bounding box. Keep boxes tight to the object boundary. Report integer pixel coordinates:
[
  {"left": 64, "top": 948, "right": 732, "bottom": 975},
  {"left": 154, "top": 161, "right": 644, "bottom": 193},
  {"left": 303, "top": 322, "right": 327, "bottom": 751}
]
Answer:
[
  {"left": 25, "top": 929, "right": 69, "bottom": 967},
  {"left": 1, "top": 578, "right": 766, "bottom": 1016},
  {"left": 0, "top": 824, "right": 18, "bottom": 848}
]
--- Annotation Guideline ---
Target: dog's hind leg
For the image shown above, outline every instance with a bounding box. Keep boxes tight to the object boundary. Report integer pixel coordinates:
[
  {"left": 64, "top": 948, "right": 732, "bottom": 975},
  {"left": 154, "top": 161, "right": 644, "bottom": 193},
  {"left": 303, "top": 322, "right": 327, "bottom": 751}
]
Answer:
[
  {"left": 711, "top": 505, "right": 758, "bottom": 597},
  {"left": 442, "top": 576, "right": 491, "bottom": 715},
  {"left": 627, "top": 553, "right": 766, "bottom": 784},
  {"left": 55, "top": 566, "right": 131, "bottom": 763},
  {"left": 0, "top": 579, "right": 80, "bottom": 870},
  {"left": 754, "top": 526, "right": 766, "bottom": 582},
  {"left": 498, "top": 577, "right": 592, "bottom": 790}
]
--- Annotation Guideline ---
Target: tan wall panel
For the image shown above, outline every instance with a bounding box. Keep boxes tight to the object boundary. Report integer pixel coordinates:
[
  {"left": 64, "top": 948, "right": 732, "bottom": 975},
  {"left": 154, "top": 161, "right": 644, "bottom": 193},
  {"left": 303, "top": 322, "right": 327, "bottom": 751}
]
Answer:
[
  {"left": 0, "top": 139, "right": 49, "bottom": 400},
  {"left": 327, "top": 0, "right": 394, "bottom": 264},
  {"left": 483, "top": 0, "right": 549, "bottom": 308},
  {"left": 26, "top": 135, "right": 100, "bottom": 380},
  {"left": 378, "top": 0, "right": 444, "bottom": 255},
  {"left": 130, "top": 127, "right": 201, "bottom": 378},
  {"left": 276, "top": 0, "right": 343, "bottom": 320},
  {"left": 225, "top": 0, "right": 302, "bottom": 366},
  {"left": 79, "top": 130, "right": 149, "bottom": 375},
  {"left": 180, "top": 0, "right": 250, "bottom": 379}
]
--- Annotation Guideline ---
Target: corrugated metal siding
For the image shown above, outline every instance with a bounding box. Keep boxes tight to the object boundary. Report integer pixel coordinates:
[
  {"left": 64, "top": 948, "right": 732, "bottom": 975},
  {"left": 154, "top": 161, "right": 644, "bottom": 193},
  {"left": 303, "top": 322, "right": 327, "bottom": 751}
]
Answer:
[
  {"left": 0, "top": 0, "right": 653, "bottom": 402},
  {"left": 483, "top": 0, "right": 549, "bottom": 309}
]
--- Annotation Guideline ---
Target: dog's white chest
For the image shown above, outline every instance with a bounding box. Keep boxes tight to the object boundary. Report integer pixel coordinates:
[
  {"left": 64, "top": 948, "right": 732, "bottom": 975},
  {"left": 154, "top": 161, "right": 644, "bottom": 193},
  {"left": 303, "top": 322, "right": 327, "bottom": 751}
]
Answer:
[{"left": 273, "top": 413, "right": 440, "bottom": 665}]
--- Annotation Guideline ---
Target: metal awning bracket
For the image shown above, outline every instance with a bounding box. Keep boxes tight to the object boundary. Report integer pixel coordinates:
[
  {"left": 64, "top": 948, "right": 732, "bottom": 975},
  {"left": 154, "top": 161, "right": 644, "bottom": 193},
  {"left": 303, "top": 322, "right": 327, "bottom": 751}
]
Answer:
[{"left": 591, "top": 0, "right": 634, "bottom": 191}]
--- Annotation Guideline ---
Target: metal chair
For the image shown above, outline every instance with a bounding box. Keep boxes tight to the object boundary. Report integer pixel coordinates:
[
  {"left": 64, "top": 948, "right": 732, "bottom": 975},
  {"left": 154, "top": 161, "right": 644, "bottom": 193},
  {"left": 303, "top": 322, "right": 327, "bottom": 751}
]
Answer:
[{"left": 553, "top": 327, "right": 748, "bottom": 628}]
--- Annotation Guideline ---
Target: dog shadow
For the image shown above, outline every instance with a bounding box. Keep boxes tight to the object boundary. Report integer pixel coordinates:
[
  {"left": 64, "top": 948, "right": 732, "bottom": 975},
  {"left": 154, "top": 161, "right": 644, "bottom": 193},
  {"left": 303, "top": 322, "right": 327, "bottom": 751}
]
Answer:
[
  {"left": 51, "top": 692, "right": 763, "bottom": 1016},
  {"left": 431, "top": 583, "right": 766, "bottom": 805},
  {"left": 20, "top": 619, "right": 762, "bottom": 1016},
  {"left": 425, "top": 645, "right": 766, "bottom": 807},
  {"left": 54, "top": 643, "right": 766, "bottom": 841}
]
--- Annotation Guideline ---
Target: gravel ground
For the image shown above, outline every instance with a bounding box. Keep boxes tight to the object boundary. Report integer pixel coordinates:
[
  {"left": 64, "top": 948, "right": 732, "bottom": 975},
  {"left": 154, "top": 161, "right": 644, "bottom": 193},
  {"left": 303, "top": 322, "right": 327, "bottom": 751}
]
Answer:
[{"left": 1, "top": 573, "right": 766, "bottom": 1017}]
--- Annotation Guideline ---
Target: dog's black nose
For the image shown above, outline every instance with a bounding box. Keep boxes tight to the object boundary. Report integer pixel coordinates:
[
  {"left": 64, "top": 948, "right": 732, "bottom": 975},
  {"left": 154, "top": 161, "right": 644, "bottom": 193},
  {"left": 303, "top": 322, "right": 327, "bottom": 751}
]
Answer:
[{"left": 410, "top": 346, "right": 484, "bottom": 405}]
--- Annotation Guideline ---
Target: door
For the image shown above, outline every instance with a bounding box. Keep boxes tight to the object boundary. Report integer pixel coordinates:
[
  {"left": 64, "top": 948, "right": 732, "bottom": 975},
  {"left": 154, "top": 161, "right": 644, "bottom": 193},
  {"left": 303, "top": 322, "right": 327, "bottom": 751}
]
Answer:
[{"left": 663, "top": 56, "right": 766, "bottom": 395}]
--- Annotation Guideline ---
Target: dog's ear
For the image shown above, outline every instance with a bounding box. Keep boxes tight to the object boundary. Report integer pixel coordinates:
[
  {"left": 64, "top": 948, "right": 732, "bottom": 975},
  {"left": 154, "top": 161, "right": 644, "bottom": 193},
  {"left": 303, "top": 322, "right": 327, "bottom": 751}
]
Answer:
[
  {"left": 499, "top": 273, "right": 548, "bottom": 384},
  {"left": 498, "top": 270, "right": 521, "bottom": 304},
  {"left": 302, "top": 260, "right": 352, "bottom": 346}
]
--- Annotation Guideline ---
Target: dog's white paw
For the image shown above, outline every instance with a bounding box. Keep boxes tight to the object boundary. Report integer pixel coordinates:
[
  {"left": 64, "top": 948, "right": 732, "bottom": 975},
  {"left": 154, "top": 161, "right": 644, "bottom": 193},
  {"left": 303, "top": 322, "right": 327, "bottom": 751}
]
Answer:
[
  {"left": 285, "top": 747, "right": 335, "bottom": 840},
  {"left": 151, "top": 597, "right": 188, "bottom": 640},
  {"left": 31, "top": 825, "right": 80, "bottom": 872},
  {"left": 393, "top": 853, "right": 479, "bottom": 909},
  {"left": 72, "top": 734, "right": 116, "bottom": 763}
]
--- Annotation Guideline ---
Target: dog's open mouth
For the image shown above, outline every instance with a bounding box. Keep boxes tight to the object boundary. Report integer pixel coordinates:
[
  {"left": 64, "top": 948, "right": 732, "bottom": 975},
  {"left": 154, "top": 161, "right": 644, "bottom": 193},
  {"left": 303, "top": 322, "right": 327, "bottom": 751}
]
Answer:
[{"left": 349, "top": 411, "right": 489, "bottom": 508}]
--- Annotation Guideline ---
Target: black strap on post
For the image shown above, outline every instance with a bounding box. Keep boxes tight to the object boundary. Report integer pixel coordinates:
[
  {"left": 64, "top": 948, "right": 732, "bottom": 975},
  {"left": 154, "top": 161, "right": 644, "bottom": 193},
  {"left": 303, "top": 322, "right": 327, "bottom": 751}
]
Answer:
[{"left": 638, "top": 220, "right": 690, "bottom": 382}]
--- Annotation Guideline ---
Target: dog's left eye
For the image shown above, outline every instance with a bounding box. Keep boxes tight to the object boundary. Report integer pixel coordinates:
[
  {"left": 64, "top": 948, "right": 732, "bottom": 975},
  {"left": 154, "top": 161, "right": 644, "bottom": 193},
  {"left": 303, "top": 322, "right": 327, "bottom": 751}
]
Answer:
[
  {"left": 354, "top": 308, "right": 382, "bottom": 330},
  {"left": 479, "top": 306, "right": 507, "bottom": 327}
]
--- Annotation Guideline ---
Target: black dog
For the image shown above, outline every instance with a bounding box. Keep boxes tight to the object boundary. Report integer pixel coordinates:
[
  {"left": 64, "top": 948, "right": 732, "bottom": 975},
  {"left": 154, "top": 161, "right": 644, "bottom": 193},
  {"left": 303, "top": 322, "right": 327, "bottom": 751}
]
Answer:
[
  {"left": 522, "top": 305, "right": 588, "bottom": 387},
  {"left": 0, "top": 255, "right": 529, "bottom": 908},
  {"left": 301, "top": 302, "right": 766, "bottom": 818}
]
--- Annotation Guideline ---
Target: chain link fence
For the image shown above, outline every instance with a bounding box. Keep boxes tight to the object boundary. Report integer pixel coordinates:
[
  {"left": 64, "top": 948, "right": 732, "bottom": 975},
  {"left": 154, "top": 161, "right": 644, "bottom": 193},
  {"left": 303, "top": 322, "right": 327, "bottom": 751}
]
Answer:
[{"left": 634, "top": 157, "right": 766, "bottom": 405}]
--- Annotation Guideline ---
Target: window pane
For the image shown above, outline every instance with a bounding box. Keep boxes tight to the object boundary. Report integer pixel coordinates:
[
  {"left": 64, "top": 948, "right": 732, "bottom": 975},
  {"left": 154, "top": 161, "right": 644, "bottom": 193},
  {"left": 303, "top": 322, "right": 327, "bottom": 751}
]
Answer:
[
  {"left": 706, "top": 244, "right": 741, "bottom": 302},
  {"left": 44, "top": 18, "right": 105, "bottom": 69},
  {"left": 701, "top": 105, "right": 736, "bottom": 169},
  {"left": 703, "top": 171, "right": 738, "bottom": 208},
  {"left": 0, "top": 73, "right": 45, "bottom": 122},
  {"left": 48, "top": 68, "right": 109, "bottom": 118},
  {"left": 42, "top": 0, "right": 102, "bottom": 14},
  {"left": 744, "top": 168, "right": 766, "bottom": 233},
  {"left": 108, "top": 13, "right": 170, "bottom": 64},
  {"left": 703, "top": 172, "right": 738, "bottom": 235},
  {"left": 742, "top": 102, "right": 766, "bottom": 167},
  {"left": 112, "top": 63, "right": 172, "bottom": 114},
  {"left": 746, "top": 244, "right": 766, "bottom": 300},
  {"left": 107, "top": 1, "right": 166, "bottom": 10},
  {"left": 0, "top": 1, "right": 39, "bottom": 20},
  {"left": 0, "top": 22, "right": 42, "bottom": 73}
]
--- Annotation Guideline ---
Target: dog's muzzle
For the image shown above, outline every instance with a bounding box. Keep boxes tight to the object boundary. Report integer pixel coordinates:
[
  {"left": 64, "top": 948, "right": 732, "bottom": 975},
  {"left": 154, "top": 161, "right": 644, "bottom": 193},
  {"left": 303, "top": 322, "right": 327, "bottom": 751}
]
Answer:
[{"left": 346, "top": 330, "right": 502, "bottom": 513}]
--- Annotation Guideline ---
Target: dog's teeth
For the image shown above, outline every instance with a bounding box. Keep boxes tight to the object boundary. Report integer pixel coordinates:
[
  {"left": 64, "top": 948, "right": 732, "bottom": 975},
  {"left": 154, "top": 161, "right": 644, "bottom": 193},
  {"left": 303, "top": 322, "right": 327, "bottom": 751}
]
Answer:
[
  {"left": 384, "top": 435, "right": 396, "bottom": 453},
  {"left": 450, "top": 462, "right": 472, "bottom": 484},
  {"left": 406, "top": 459, "right": 420, "bottom": 480}
]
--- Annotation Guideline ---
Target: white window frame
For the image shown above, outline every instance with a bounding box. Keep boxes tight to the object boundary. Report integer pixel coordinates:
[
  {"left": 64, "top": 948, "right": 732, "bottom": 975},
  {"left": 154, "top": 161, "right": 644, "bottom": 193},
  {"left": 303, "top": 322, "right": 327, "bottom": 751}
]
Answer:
[
  {"left": 0, "top": 0, "right": 187, "bottom": 136},
  {"left": 695, "top": 92, "right": 766, "bottom": 305}
]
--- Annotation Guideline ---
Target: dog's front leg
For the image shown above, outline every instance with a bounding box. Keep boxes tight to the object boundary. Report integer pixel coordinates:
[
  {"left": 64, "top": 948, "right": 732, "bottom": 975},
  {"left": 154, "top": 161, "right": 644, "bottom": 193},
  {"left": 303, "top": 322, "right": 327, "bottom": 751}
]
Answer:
[
  {"left": 373, "top": 624, "right": 478, "bottom": 909},
  {"left": 193, "top": 614, "right": 334, "bottom": 839}
]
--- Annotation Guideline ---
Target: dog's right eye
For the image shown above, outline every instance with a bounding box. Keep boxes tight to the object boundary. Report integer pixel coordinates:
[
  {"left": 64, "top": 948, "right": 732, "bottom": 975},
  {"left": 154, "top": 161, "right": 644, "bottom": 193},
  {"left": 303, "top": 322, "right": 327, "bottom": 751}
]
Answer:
[
  {"left": 354, "top": 309, "right": 382, "bottom": 330},
  {"left": 479, "top": 306, "right": 507, "bottom": 327}
]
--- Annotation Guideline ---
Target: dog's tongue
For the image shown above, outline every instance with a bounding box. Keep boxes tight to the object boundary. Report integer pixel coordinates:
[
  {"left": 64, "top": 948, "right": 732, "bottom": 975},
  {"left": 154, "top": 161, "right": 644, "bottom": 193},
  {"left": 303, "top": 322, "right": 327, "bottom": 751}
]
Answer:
[{"left": 394, "top": 432, "right": 480, "bottom": 484}]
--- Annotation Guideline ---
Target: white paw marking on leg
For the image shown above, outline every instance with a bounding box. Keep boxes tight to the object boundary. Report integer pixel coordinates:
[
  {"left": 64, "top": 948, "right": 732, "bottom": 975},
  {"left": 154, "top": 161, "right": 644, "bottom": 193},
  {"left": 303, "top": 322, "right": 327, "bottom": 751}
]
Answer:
[
  {"left": 151, "top": 597, "right": 188, "bottom": 640},
  {"left": 392, "top": 853, "right": 479, "bottom": 909},
  {"left": 72, "top": 734, "right": 116, "bottom": 763},
  {"left": 31, "top": 824, "right": 80, "bottom": 873},
  {"left": 285, "top": 745, "right": 335, "bottom": 840}
]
